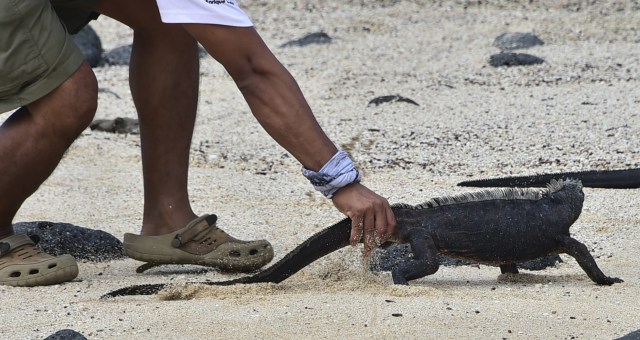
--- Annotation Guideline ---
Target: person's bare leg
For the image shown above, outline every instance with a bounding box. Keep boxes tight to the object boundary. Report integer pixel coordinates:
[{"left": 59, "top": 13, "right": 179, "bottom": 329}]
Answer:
[
  {"left": 0, "top": 62, "right": 97, "bottom": 239},
  {"left": 97, "top": 1, "right": 200, "bottom": 236}
]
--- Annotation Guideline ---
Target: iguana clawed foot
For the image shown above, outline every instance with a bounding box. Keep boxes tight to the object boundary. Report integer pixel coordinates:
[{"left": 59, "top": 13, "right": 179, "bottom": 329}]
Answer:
[{"left": 597, "top": 276, "right": 624, "bottom": 285}]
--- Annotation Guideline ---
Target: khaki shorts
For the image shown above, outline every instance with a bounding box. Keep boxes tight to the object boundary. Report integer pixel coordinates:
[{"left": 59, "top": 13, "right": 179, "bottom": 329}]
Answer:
[{"left": 0, "top": 0, "right": 100, "bottom": 113}]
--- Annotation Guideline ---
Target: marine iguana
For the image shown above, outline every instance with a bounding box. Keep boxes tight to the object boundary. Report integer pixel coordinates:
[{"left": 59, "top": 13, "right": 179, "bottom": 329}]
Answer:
[
  {"left": 457, "top": 168, "right": 640, "bottom": 189},
  {"left": 103, "top": 179, "right": 622, "bottom": 298}
]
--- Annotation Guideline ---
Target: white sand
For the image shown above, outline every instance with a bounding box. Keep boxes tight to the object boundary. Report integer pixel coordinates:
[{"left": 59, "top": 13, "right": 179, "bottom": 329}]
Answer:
[{"left": 1, "top": 1, "right": 639, "bottom": 339}]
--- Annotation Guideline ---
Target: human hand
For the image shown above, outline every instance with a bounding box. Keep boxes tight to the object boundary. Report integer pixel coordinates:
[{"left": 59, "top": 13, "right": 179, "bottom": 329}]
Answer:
[{"left": 331, "top": 183, "right": 397, "bottom": 256}]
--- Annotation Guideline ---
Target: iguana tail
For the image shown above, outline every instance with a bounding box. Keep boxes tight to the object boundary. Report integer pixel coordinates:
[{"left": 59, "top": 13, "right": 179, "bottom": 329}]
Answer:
[
  {"left": 457, "top": 168, "right": 640, "bottom": 189},
  {"left": 226, "top": 216, "right": 352, "bottom": 284},
  {"left": 102, "top": 217, "right": 353, "bottom": 298}
]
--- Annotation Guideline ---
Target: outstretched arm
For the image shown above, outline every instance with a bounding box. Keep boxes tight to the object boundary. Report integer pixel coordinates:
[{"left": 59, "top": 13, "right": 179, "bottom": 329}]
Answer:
[{"left": 182, "top": 24, "right": 396, "bottom": 254}]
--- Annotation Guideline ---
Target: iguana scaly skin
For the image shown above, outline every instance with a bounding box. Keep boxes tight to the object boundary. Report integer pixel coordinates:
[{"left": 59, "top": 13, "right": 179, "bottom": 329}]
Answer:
[
  {"left": 103, "top": 179, "right": 622, "bottom": 298},
  {"left": 457, "top": 168, "right": 640, "bottom": 189}
]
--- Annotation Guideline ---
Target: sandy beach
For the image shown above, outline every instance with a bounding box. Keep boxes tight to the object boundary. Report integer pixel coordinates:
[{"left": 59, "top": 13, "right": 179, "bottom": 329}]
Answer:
[{"left": 1, "top": 1, "right": 639, "bottom": 339}]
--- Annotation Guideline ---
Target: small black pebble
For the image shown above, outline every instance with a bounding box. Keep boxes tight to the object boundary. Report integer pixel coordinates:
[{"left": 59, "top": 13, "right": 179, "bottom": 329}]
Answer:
[
  {"left": 368, "top": 95, "right": 419, "bottom": 106},
  {"left": 489, "top": 52, "right": 544, "bottom": 67}
]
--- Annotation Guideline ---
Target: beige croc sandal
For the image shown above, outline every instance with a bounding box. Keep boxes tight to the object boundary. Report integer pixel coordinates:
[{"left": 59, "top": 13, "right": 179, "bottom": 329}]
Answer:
[
  {"left": 124, "top": 214, "right": 274, "bottom": 273},
  {"left": 0, "top": 234, "right": 79, "bottom": 287}
]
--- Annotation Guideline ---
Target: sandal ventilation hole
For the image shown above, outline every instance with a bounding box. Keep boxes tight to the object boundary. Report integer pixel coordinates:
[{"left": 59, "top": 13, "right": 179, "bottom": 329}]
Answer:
[
  {"left": 48, "top": 263, "right": 57, "bottom": 269},
  {"left": 9, "top": 271, "right": 21, "bottom": 278},
  {"left": 228, "top": 250, "right": 242, "bottom": 258},
  {"left": 249, "top": 249, "right": 258, "bottom": 256},
  {"left": 29, "top": 269, "right": 39, "bottom": 275}
]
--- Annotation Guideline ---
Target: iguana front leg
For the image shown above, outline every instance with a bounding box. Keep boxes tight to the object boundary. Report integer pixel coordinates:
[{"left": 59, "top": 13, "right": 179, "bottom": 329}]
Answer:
[
  {"left": 499, "top": 263, "right": 519, "bottom": 274},
  {"left": 392, "top": 229, "right": 439, "bottom": 284},
  {"left": 559, "top": 236, "right": 623, "bottom": 285}
]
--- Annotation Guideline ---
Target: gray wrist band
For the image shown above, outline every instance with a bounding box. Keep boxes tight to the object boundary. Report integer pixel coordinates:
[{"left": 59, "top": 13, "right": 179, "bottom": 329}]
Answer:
[{"left": 302, "top": 150, "right": 362, "bottom": 199}]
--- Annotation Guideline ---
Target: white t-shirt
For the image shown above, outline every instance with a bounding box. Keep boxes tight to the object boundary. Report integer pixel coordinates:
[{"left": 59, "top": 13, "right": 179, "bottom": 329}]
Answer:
[{"left": 156, "top": 0, "right": 253, "bottom": 27}]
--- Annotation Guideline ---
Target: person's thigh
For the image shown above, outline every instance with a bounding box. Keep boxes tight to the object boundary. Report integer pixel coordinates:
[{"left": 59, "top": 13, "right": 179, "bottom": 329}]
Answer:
[
  {"left": 96, "top": 0, "right": 167, "bottom": 31},
  {"left": 0, "top": 0, "right": 92, "bottom": 113}
]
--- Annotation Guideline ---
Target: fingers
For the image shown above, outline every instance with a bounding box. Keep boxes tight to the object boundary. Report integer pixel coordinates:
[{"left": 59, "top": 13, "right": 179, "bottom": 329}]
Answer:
[
  {"left": 382, "top": 202, "right": 397, "bottom": 240},
  {"left": 350, "top": 216, "right": 364, "bottom": 246},
  {"left": 362, "top": 208, "right": 376, "bottom": 256},
  {"left": 348, "top": 210, "right": 377, "bottom": 256},
  {"left": 373, "top": 197, "right": 394, "bottom": 241},
  {"left": 333, "top": 183, "right": 397, "bottom": 256}
]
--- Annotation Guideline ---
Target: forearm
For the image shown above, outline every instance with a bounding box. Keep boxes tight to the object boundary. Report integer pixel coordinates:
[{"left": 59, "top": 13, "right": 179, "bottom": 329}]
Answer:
[{"left": 236, "top": 62, "right": 338, "bottom": 171}]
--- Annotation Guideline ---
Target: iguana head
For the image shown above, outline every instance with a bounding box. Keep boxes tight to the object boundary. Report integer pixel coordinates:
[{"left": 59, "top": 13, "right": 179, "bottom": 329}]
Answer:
[{"left": 548, "top": 178, "right": 584, "bottom": 215}]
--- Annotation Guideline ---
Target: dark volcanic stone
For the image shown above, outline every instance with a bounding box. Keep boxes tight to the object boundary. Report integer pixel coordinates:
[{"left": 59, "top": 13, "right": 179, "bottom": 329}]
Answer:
[
  {"left": 72, "top": 25, "right": 102, "bottom": 67},
  {"left": 493, "top": 32, "right": 544, "bottom": 51},
  {"left": 13, "top": 221, "right": 125, "bottom": 262},
  {"left": 517, "top": 254, "right": 563, "bottom": 270},
  {"left": 44, "top": 329, "right": 88, "bottom": 340},
  {"left": 90, "top": 117, "right": 140, "bottom": 134},
  {"left": 99, "top": 44, "right": 132, "bottom": 66},
  {"left": 615, "top": 329, "right": 640, "bottom": 340},
  {"left": 370, "top": 244, "right": 469, "bottom": 272},
  {"left": 280, "top": 32, "right": 333, "bottom": 48},
  {"left": 368, "top": 95, "right": 419, "bottom": 106},
  {"left": 489, "top": 52, "right": 545, "bottom": 67},
  {"left": 370, "top": 244, "right": 562, "bottom": 273}
]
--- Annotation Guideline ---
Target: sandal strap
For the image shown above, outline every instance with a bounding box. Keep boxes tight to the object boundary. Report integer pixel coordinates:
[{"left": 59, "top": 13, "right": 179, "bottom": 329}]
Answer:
[
  {"left": 171, "top": 214, "right": 220, "bottom": 248},
  {"left": 0, "top": 234, "right": 35, "bottom": 257}
]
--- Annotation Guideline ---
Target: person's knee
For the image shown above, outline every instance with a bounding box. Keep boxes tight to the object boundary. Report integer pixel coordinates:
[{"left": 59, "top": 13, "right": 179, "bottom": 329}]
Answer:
[
  {"left": 74, "top": 64, "right": 99, "bottom": 126},
  {"left": 59, "top": 62, "right": 98, "bottom": 133},
  {"left": 29, "top": 62, "right": 98, "bottom": 138}
]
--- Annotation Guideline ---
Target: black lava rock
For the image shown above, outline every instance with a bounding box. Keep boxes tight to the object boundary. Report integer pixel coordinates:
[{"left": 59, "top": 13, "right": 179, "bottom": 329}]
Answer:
[
  {"left": 90, "top": 117, "right": 140, "bottom": 134},
  {"left": 13, "top": 221, "right": 125, "bottom": 262},
  {"left": 368, "top": 95, "right": 419, "bottom": 106},
  {"left": 517, "top": 254, "right": 563, "bottom": 270},
  {"left": 280, "top": 32, "right": 333, "bottom": 48},
  {"left": 370, "top": 244, "right": 469, "bottom": 272},
  {"left": 72, "top": 25, "right": 103, "bottom": 67},
  {"left": 99, "top": 44, "right": 132, "bottom": 66},
  {"left": 615, "top": 329, "right": 640, "bottom": 340},
  {"left": 489, "top": 52, "right": 545, "bottom": 67},
  {"left": 371, "top": 244, "right": 562, "bottom": 273},
  {"left": 44, "top": 329, "right": 88, "bottom": 340},
  {"left": 493, "top": 32, "right": 544, "bottom": 51}
]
